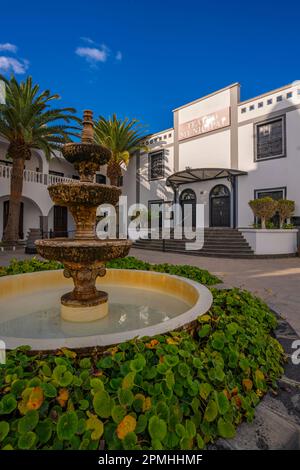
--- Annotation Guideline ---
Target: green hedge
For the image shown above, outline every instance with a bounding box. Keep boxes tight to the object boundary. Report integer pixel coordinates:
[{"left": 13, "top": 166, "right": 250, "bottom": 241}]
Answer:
[
  {"left": 0, "top": 256, "right": 221, "bottom": 286},
  {"left": 0, "top": 258, "right": 285, "bottom": 450}
]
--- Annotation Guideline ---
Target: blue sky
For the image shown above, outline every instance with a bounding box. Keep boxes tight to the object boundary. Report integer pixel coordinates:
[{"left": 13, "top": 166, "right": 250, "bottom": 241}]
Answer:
[{"left": 0, "top": 0, "right": 299, "bottom": 134}]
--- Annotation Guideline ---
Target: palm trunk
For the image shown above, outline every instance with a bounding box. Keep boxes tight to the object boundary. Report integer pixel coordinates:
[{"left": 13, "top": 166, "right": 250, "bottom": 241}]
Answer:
[
  {"left": 3, "top": 154, "right": 25, "bottom": 243},
  {"left": 107, "top": 160, "right": 121, "bottom": 188}
]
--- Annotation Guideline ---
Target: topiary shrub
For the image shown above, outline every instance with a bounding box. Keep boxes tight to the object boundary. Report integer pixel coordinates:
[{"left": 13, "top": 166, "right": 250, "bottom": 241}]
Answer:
[
  {"left": 277, "top": 199, "right": 295, "bottom": 228},
  {"left": 248, "top": 197, "right": 278, "bottom": 229}
]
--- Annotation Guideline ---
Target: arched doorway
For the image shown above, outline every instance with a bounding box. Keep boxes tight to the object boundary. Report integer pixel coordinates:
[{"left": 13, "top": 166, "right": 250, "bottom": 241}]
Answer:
[
  {"left": 210, "top": 185, "right": 230, "bottom": 227},
  {"left": 179, "top": 189, "right": 196, "bottom": 228}
]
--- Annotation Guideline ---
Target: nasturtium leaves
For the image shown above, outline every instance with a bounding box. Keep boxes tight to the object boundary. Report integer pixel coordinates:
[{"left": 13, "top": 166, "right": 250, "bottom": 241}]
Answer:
[
  {"left": 41, "top": 383, "right": 57, "bottom": 398},
  {"left": 18, "top": 409, "right": 39, "bottom": 434},
  {"left": 0, "top": 394, "right": 17, "bottom": 415},
  {"left": 123, "top": 431, "right": 137, "bottom": 450},
  {"left": 204, "top": 400, "right": 218, "bottom": 422},
  {"left": 0, "top": 421, "right": 9, "bottom": 442},
  {"left": 116, "top": 415, "right": 136, "bottom": 440},
  {"left": 148, "top": 416, "right": 167, "bottom": 442},
  {"left": 178, "top": 363, "right": 190, "bottom": 378},
  {"left": 136, "top": 414, "right": 147, "bottom": 434},
  {"left": 90, "top": 378, "right": 104, "bottom": 391},
  {"left": 215, "top": 392, "right": 229, "bottom": 415},
  {"left": 86, "top": 415, "right": 104, "bottom": 440},
  {"left": 17, "top": 431, "right": 36, "bottom": 449},
  {"left": 122, "top": 372, "right": 135, "bottom": 390},
  {"left": 199, "top": 383, "right": 212, "bottom": 400},
  {"left": 165, "top": 370, "right": 175, "bottom": 389},
  {"left": 217, "top": 418, "right": 236, "bottom": 438},
  {"left": 198, "top": 324, "right": 211, "bottom": 338},
  {"left": 129, "top": 354, "right": 146, "bottom": 372},
  {"left": 35, "top": 419, "right": 52, "bottom": 444},
  {"left": 112, "top": 405, "right": 127, "bottom": 424},
  {"left": 211, "top": 332, "right": 225, "bottom": 351},
  {"left": 79, "top": 358, "right": 92, "bottom": 369},
  {"left": 52, "top": 365, "right": 73, "bottom": 387},
  {"left": 93, "top": 390, "right": 111, "bottom": 418},
  {"left": 118, "top": 389, "right": 134, "bottom": 407},
  {"left": 57, "top": 411, "right": 78, "bottom": 440}
]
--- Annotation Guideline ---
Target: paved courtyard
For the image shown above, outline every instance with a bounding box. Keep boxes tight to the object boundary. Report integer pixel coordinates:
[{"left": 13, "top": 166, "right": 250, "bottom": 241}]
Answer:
[
  {"left": 1, "top": 247, "right": 300, "bottom": 336},
  {"left": 130, "top": 248, "right": 300, "bottom": 337}
]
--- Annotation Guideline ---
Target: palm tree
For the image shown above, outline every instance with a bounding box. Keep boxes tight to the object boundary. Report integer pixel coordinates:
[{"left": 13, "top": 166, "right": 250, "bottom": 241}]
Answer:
[
  {"left": 94, "top": 114, "right": 147, "bottom": 187},
  {"left": 0, "top": 75, "right": 80, "bottom": 243}
]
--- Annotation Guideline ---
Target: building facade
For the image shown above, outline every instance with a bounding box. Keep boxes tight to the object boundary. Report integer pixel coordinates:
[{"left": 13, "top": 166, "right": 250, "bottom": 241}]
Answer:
[
  {"left": 123, "top": 81, "right": 300, "bottom": 230},
  {"left": 1, "top": 81, "right": 300, "bottom": 241}
]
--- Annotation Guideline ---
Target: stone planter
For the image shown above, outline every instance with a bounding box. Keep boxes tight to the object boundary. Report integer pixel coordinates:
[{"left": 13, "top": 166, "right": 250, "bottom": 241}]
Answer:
[{"left": 239, "top": 229, "right": 298, "bottom": 255}]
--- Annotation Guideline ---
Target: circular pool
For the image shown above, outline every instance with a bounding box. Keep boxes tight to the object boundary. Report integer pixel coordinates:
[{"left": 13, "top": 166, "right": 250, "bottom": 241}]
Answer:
[{"left": 0, "top": 269, "right": 213, "bottom": 350}]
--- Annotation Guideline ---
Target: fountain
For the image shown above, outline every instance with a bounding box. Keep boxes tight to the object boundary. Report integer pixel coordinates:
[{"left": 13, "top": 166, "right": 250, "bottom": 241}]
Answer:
[
  {"left": 35, "top": 110, "right": 132, "bottom": 322},
  {"left": 0, "top": 110, "right": 213, "bottom": 350}
]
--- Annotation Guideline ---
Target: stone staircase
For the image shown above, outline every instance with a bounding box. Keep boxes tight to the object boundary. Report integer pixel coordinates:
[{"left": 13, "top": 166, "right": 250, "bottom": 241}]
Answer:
[
  {"left": 25, "top": 228, "right": 42, "bottom": 254},
  {"left": 133, "top": 228, "right": 255, "bottom": 258}
]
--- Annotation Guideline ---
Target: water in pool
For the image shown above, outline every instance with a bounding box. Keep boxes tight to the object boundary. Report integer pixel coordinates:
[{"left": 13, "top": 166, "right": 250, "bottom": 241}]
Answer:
[{"left": 0, "top": 285, "right": 190, "bottom": 339}]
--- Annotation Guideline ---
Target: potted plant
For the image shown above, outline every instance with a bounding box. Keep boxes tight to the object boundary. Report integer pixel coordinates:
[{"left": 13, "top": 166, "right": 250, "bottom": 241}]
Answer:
[
  {"left": 248, "top": 197, "right": 278, "bottom": 229},
  {"left": 277, "top": 199, "right": 295, "bottom": 228}
]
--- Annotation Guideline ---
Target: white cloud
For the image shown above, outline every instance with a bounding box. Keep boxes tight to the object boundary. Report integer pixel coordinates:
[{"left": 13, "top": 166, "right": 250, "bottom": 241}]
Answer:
[
  {"left": 116, "top": 51, "right": 122, "bottom": 61},
  {"left": 80, "top": 37, "right": 95, "bottom": 45},
  {"left": 0, "top": 56, "right": 29, "bottom": 74},
  {"left": 75, "top": 46, "right": 108, "bottom": 64},
  {"left": 0, "top": 43, "right": 17, "bottom": 53}
]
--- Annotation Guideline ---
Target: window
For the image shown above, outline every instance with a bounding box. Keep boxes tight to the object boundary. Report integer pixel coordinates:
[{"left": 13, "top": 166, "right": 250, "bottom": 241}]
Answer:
[
  {"left": 168, "top": 133, "right": 172, "bottom": 138},
  {"left": 149, "top": 151, "right": 164, "bottom": 180},
  {"left": 258, "top": 102, "right": 263, "bottom": 108},
  {"left": 287, "top": 92, "right": 293, "bottom": 99},
  {"left": 249, "top": 105, "right": 255, "bottom": 111},
  {"left": 276, "top": 95, "right": 283, "bottom": 102},
  {"left": 255, "top": 116, "right": 285, "bottom": 161},
  {"left": 96, "top": 174, "right": 106, "bottom": 184},
  {"left": 254, "top": 187, "right": 286, "bottom": 227},
  {"left": 117, "top": 175, "right": 123, "bottom": 187},
  {"left": 241, "top": 107, "right": 246, "bottom": 113},
  {"left": 267, "top": 98, "right": 272, "bottom": 105}
]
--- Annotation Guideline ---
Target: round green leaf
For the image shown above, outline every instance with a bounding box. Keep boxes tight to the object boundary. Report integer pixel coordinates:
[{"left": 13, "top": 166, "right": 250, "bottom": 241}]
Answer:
[
  {"left": 0, "top": 394, "right": 17, "bottom": 414},
  {"left": 217, "top": 418, "right": 236, "bottom": 438},
  {"left": 148, "top": 415, "right": 167, "bottom": 441},
  {"left": 204, "top": 400, "right": 218, "bottom": 422},
  {"left": 0, "top": 421, "right": 9, "bottom": 442},
  {"left": 57, "top": 411, "right": 78, "bottom": 440},
  {"left": 52, "top": 365, "right": 73, "bottom": 387},
  {"left": 118, "top": 389, "right": 134, "bottom": 407},
  {"left": 130, "top": 354, "right": 146, "bottom": 372},
  {"left": 18, "top": 410, "right": 39, "bottom": 434},
  {"left": 18, "top": 431, "right": 36, "bottom": 449},
  {"left": 123, "top": 431, "right": 137, "bottom": 450},
  {"left": 41, "top": 382, "right": 57, "bottom": 398},
  {"left": 112, "top": 405, "right": 126, "bottom": 424},
  {"left": 93, "top": 390, "right": 111, "bottom": 418},
  {"left": 36, "top": 419, "right": 52, "bottom": 444},
  {"left": 216, "top": 392, "right": 229, "bottom": 415}
]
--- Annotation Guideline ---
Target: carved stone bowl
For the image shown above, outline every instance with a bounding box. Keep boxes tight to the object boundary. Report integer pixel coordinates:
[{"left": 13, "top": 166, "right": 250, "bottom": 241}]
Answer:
[
  {"left": 35, "top": 239, "right": 132, "bottom": 265},
  {"left": 48, "top": 182, "right": 121, "bottom": 207},
  {"left": 62, "top": 142, "right": 111, "bottom": 166}
]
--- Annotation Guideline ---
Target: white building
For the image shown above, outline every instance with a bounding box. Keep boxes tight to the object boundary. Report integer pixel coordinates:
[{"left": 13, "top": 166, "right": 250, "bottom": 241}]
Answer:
[
  {"left": 1, "top": 81, "right": 300, "bottom": 243},
  {"left": 123, "top": 81, "right": 300, "bottom": 231}
]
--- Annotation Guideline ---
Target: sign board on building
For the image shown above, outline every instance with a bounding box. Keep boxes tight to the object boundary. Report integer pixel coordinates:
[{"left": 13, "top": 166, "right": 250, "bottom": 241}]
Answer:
[{"left": 179, "top": 107, "right": 230, "bottom": 141}]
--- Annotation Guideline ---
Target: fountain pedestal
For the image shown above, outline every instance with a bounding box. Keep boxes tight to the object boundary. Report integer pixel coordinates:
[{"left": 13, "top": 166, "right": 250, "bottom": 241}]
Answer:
[{"left": 35, "top": 110, "right": 132, "bottom": 322}]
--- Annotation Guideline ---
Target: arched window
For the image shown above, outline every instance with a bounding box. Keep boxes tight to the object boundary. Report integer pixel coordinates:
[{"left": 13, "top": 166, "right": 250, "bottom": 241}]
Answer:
[
  {"left": 210, "top": 185, "right": 230, "bottom": 198},
  {"left": 179, "top": 188, "right": 196, "bottom": 202}
]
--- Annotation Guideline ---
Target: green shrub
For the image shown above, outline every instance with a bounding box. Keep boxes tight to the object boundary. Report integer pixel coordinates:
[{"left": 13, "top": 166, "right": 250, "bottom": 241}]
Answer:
[
  {"left": 0, "top": 288, "right": 284, "bottom": 450},
  {"left": 248, "top": 197, "right": 278, "bottom": 229},
  {"left": 277, "top": 200, "right": 295, "bottom": 228},
  {"left": 0, "top": 256, "right": 221, "bottom": 286}
]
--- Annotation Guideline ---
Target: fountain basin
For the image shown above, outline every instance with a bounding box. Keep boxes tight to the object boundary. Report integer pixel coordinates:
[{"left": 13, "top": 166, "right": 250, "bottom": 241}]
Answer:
[
  {"left": 48, "top": 182, "right": 121, "bottom": 207},
  {"left": 35, "top": 239, "right": 132, "bottom": 264},
  {"left": 0, "top": 269, "right": 213, "bottom": 350}
]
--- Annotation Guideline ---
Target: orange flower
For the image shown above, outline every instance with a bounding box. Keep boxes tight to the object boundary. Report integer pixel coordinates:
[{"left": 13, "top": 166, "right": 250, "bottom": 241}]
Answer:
[{"left": 145, "top": 339, "right": 159, "bottom": 349}]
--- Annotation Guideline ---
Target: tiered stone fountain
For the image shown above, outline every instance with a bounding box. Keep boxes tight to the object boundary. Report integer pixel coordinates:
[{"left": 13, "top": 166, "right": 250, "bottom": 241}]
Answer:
[{"left": 35, "top": 110, "right": 132, "bottom": 322}]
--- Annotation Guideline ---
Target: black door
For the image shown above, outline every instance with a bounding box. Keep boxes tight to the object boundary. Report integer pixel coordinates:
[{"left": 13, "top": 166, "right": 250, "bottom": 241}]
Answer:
[
  {"left": 53, "top": 205, "right": 68, "bottom": 237},
  {"left": 3, "top": 200, "right": 24, "bottom": 239},
  {"left": 210, "top": 185, "right": 230, "bottom": 227},
  {"left": 180, "top": 189, "right": 196, "bottom": 228},
  {"left": 148, "top": 201, "right": 163, "bottom": 230}
]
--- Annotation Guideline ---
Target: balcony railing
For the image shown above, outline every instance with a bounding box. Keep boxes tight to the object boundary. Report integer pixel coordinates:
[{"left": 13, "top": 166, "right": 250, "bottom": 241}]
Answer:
[{"left": 0, "top": 164, "right": 76, "bottom": 185}]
